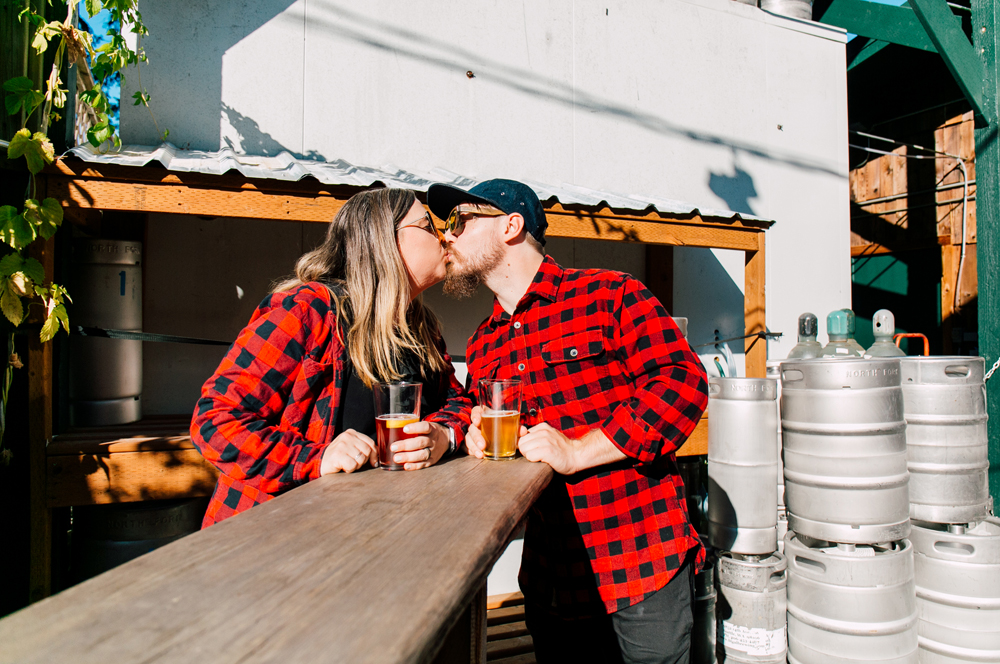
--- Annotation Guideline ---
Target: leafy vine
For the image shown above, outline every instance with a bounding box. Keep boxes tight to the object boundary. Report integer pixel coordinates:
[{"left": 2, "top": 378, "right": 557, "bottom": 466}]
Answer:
[{"left": 1, "top": 0, "right": 159, "bottom": 462}]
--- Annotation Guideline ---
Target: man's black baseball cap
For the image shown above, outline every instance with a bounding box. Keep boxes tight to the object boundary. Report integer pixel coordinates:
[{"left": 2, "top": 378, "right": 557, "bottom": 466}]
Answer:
[{"left": 427, "top": 179, "right": 548, "bottom": 246}]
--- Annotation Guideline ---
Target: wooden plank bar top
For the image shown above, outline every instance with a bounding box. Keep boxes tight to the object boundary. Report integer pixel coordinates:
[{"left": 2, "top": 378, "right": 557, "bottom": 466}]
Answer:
[{"left": 1, "top": 455, "right": 552, "bottom": 664}]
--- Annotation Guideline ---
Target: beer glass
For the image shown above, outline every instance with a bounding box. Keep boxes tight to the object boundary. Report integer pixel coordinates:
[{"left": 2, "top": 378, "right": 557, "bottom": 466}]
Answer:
[
  {"left": 478, "top": 379, "right": 522, "bottom": 460},
  {"left": 373, "top": 382, "right": 422, "bottom": 471}
]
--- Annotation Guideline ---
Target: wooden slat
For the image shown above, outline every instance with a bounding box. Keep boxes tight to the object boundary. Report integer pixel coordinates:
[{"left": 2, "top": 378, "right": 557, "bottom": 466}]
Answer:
[
  {"left": 486, "top": 635, "right": 535, "bottom": 660},
  {"left": 488, "top": 654, "right": 536, "bottom": 664},
  {"left": 676, "top": 417, "right": 708, "bottom": 457},
  {"left": 487, "top": 621, "right": 530, "bottom": 642},
  {"left": 487, "top": 605, "right": 528, "bottom": 628},
  {"left": 486, "top": 592, "right": 525, "bottom": 611},
  {"left": 0, "top": 456, "right": 552, "bottom": 664},
  {"left": 46, "top": 449, "right": 219, "bottom": 507}
]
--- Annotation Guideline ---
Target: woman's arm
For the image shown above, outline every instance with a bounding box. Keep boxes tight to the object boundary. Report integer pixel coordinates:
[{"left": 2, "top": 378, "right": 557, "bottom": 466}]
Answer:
[{"left": 190, "top": 286, "right": 343, "bottom": 494}]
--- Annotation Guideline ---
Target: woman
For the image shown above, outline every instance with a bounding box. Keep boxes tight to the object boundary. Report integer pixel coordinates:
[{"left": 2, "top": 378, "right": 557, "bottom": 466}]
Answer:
[{"left": 191, "top": 188, "right": 471, "bottom": 527}]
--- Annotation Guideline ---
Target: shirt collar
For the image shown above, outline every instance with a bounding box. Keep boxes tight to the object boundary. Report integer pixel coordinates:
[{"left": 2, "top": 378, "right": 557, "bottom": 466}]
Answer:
[{"left": 488, "top": 255, "right": 563, "bottom": 325}]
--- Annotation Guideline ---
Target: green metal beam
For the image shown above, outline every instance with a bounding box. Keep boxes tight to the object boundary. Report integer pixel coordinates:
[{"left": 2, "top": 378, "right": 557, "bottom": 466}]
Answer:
[
  {"left": 848, "top": 38, "right": 892, "bottom": 71},
  {"left": 818, "top": 0, "right": 938, "bottom": 52},
  {"left": 911, "top": 0, "right": 988, "bottom": 121},
  {"left": 971, "top": 0, "right": 1000, "bottom": 516}
]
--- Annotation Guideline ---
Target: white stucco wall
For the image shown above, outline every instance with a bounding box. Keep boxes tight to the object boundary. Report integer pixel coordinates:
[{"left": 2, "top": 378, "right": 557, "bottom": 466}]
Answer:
[{"left": 122, "top": 0, "right": 850, "bottom": 376}]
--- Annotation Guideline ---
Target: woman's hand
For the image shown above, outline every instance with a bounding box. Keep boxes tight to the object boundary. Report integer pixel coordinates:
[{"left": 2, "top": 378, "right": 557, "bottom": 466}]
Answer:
[
  {"left": 320, "top": 429, "right": 378, "bottom": 476},
  {"left": 392, "top": 421, "right": 451, "bottom": 470}
]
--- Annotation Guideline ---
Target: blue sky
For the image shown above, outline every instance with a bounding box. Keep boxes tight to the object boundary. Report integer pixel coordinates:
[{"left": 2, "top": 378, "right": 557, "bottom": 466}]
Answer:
[{"left": 77, "top": 1, "right": 120, "bottom": 130}]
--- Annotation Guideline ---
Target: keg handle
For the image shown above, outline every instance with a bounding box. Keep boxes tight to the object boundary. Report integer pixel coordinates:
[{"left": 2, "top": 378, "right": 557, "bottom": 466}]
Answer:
[
  {"left": 944, "top": 365, "right": 971, "bottom": 378},
  {"left": 781, "top": 369, "right": 804, "bottom": 383},
  {"left": 933, "top": 541, "right": 975, "bottom": 556},
  {"left": 793, "top": 556, "right": 826, "bottom": 574}
]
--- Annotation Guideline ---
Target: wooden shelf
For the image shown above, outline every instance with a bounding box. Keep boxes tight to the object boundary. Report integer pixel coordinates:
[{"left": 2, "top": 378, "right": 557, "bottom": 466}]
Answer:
[
  {"left": 46, "top": 415, "right": 217, "bottom": 508},
  {"left": 48, "top": 414, "right": 194, "bottom": 456}
]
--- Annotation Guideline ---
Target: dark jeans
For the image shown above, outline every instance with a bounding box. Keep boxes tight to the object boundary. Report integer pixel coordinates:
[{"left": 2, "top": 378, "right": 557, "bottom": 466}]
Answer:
[{"left": 525, "top": 561, "right": 695, "bottom": 664}]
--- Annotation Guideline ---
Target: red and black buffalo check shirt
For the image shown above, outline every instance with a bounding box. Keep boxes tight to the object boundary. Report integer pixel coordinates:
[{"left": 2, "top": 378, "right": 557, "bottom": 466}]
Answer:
[
  {"left": 191, "top": 283, "right": 471, "bottom": 527},
  {"left": 464, "top": 256, "right": 708, "bottom": 616}
]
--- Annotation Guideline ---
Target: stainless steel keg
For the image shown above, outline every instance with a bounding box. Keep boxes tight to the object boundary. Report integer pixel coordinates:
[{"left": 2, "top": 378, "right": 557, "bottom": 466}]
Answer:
[
  {"left": 708, "top": 377, "right": 779, "bottom": 555},
  {"left": 766, "top": 361, "right": 785, "bottom": 511},
  {"left": 900, "top": 357, "right": 990, "bottom": 524},
  {"left": 760, "top": 0, "right": 814, "bottom": 20},
  {"left": 693, "top": 553, "right": 718, "bottom": 664},
  {"left": 716, "top": 552, "right": 787, "bottom": 663},
  {"left": 910, "top": 518, "right": 1000, "bottom": 663},
  {"left": 69, "top": 239, "right": 143, "bottom": 426},
  {"left": 781, "top": 358, "right": 910, "bottom": 544},
  {"left": 786, "top": 533, "right": 918, "bottom": 663}
]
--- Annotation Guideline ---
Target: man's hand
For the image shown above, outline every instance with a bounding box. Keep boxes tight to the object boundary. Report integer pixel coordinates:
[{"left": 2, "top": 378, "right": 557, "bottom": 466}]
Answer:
[
  {"left": 518, "top": 424, "right": 628, "bottom": 475},
  {"left": 465, "top": 405, "right": 487, "bottom": 459},
  {"left": 517, "top": 423, "right": 580, "bottom": 475}
]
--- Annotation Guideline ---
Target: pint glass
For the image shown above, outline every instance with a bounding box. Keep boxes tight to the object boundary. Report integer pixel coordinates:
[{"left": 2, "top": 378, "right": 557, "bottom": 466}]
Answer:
[
  {"left": 478, "top": 379, "right": 522, "bottom": 460},
  {"left": 373, "top": 382, "right": 422, "bottom": 471}
]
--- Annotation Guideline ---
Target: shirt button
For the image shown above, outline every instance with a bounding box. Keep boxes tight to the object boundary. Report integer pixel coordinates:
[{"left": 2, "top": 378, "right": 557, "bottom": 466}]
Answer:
[
  {"left": 570, "top": 348, "right": 578, "bottom": 357},
  {"left": 513, "top": 321, "right": 521, "bottom": 329},
  {"left": 529, "top": 408, "right": 538, "bottom": 417},
  {"left": 518, "top": 363, "right": 525, "bottom": 371}
]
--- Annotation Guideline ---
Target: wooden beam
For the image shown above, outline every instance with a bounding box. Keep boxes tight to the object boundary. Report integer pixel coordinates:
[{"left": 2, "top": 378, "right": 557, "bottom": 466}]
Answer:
[
  {"left": 27, "top": 236, "right": 55, "bottom": 604},
  {"left": 911, "top": 0, "right": 989, "bottom": 122},
  {"left": 545, "top": 212, "right": 761, "bottom": 251},
  {"left": 817, "top": 0, "right": 938, "bottom": 52},
  {"left": 43, "top": 160, "right": 769, "bottom": 252},
  {"left": 744, "top": 234, "right": 766, "bottom": 379}
]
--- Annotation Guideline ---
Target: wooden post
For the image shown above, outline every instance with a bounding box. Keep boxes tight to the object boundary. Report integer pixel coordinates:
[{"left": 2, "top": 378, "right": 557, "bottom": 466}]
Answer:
[
  {"left": 28, "top": 236, "right": 55, "bottom": 603},
  {"left": 744, "top": 233, "right": 766, "bottom": 378},
  {"left": 972, "top": 0, "right": 1000, "bottom": 510}
]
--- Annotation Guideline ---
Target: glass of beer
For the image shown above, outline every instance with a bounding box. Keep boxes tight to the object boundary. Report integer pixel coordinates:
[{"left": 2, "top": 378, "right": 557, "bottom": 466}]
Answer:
[
  {"left": 478, "top": 379, "right": 522, "bottom": 460},
  {"left": 373, "top": 382, "right": 422, "bottom": 471}
]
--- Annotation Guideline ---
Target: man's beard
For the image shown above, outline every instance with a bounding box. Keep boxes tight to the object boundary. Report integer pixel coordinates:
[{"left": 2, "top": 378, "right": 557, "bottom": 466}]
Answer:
[{"left": 442, "top": 235, "right": 504, "bottom": 300}]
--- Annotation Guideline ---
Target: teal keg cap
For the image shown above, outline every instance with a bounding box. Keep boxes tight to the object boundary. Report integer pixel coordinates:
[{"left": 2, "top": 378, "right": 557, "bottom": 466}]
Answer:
[{"left": 827, "top": 309, "right": 849, "bottom": 336}]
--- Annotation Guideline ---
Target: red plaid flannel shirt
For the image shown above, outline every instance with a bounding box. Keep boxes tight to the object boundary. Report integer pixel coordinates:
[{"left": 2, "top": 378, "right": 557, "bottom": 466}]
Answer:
[
  {"left": 191, "top": 283, "right": 471, "bottom": 527},
  {"left": 465, "top": 256, "right": 708, "bottom": 616}
]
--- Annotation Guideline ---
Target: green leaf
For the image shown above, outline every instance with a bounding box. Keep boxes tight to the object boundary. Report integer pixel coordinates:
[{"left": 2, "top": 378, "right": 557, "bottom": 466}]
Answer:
[
  {"left": 53, "top": 302, "right": 69, "bottom": 334},
  {"left": 24, "top": 198, "right": 63, "bottom": 239},
  {"left": 31, "top": 21, "right": 62, "bottom": 55},
  {"left": 0, "top": 253, "right": 23, "bottom": 278},
  {"left": 7, "top": 129, "right": 55, "bottom": 174},
  {"left": 0, "top": 210, "right": 35, "bottom": 251},
  {"left": 85, "top": 0, "right": 104, "bottom": 17},
  {"left": 1, "top": 279, "right": 23, "bottom": 326},
  {"left": 21, "top": 257, "right": 44, "bottom": 285},
  {"left": 39, "top": 308, "right": 59, "bottom": 342},
  {"left": 3, "top": 77, "right": 45, "bottom": 118}
]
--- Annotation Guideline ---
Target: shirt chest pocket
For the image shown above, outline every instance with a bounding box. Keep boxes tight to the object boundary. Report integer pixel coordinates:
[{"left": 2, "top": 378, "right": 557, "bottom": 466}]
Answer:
[{"left": 541, "top": 329, "right": 608, "bottom": 371}]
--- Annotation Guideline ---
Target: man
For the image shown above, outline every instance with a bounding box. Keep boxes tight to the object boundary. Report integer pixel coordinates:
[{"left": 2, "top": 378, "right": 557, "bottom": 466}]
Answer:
[{"left": 428, "top": 179, "right": 709, "bottom": 664}]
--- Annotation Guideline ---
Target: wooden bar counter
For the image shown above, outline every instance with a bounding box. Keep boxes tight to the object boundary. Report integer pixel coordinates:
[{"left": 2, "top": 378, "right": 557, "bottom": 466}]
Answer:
[{"left": 0, "top": 455, "right": 552, "bottom": 664}]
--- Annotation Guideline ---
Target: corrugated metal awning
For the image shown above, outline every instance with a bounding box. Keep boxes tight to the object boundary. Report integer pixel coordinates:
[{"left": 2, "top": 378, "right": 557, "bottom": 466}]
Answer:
[{"left": 65, "top": 143, "right": 772, "bottom": 225}]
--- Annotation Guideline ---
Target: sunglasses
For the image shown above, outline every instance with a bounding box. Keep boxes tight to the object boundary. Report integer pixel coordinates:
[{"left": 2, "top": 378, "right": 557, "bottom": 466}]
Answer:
[
  {"left": 445, "top": 204, "right": 508, "bottom": 238},
  {"left": 397, "top": 211, "right": 445, "bottom": 242}
]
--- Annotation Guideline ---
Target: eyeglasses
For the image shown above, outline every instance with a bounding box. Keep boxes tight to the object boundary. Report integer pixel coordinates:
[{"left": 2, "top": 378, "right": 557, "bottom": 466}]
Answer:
[
  {"left": 445, "top": 204, "right": 508, "bottom": 238},
  {"left": 397, "top": 211, "right": 445, "bottom": 242}
]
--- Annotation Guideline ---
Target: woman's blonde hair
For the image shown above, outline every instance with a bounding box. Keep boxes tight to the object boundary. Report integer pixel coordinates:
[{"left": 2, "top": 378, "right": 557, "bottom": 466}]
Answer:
[{"left": 272, "top": 188, "right": 447, "bottom": 388}]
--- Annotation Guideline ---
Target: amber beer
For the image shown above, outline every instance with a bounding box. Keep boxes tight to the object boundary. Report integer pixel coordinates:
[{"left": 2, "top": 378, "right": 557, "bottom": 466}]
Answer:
[
  {"left": 373, "top": 382, "right": 422, "bottom": 471},
  {"left": 478, "top": 378, "right": 523, "bottom": 461},
  {"left": 482, "top": 410, "right": 519, "bottom": 460},
  {"left": 376, "top": 414, "right": 419, "bottom": 470}
]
